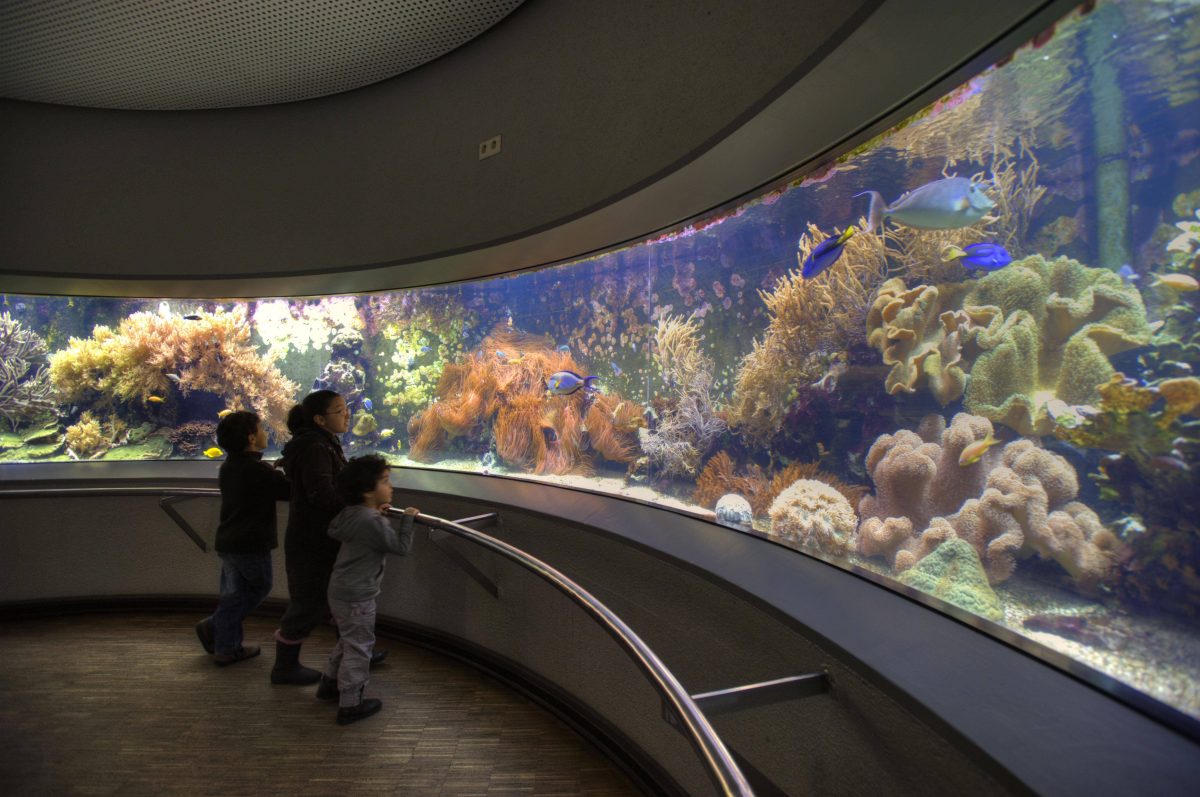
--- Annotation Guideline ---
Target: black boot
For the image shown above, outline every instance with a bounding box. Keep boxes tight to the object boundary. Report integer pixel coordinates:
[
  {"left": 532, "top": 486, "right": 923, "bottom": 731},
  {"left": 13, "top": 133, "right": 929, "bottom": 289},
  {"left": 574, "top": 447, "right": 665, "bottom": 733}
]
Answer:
[
  {"left": 194, "top": 618, "right": 214, "bottom": 654},
  {"left": 370, "top": 648, "right": 388, "bottom": 666},
  {"left": 336, "top": 688, "right": 382, "bottom": 726},
  {"left": 270, "top": 640, "right": 321, "bottom": 685},
  {"left": 316, "top": 674, "right": 339, "bottom": 701}
]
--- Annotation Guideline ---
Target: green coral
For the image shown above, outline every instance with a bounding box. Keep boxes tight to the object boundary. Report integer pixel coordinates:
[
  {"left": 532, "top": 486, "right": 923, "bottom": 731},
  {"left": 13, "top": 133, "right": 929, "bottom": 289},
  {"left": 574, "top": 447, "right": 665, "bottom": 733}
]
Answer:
[
  {"left": 377, "top": 322, "right": 450, "bottom": 434},
  {"left": 867, "top": 256, "right": 1152, "bottom": 436},
  {"left": 962, "top": 255, "right": 1152, "bottom": 436},
  {"left": 899, "top": 538, "right": 1004, "bottom": 621}
]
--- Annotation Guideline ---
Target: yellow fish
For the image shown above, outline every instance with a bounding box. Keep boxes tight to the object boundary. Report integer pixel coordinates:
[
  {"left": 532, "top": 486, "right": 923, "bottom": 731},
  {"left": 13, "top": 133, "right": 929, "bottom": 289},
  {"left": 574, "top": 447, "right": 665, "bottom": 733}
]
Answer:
[
  {"left": 203, "top": 447, "right": 224, "bottom": 458},
  {"left": 1154, "top": 273, "right": 1199, "bottom": 292},
  {"left": 380, "top": 428, "right": 395, "bottom": 440},
  {"left": 959, "top": 434, "right": 1001, "bottom": 466},
  {"left": 217, "top": 409, "right": 234, "bottom": 418},
  {"left": 147, "top": 395, "right": 165, "bottom": 403}
]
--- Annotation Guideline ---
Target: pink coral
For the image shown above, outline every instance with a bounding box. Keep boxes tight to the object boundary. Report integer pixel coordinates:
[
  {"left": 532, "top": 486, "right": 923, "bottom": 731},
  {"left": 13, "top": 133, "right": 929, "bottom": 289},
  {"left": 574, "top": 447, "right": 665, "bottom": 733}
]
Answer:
[{"left": 858, "top": 413, "right": 1118, "bottom": 591}]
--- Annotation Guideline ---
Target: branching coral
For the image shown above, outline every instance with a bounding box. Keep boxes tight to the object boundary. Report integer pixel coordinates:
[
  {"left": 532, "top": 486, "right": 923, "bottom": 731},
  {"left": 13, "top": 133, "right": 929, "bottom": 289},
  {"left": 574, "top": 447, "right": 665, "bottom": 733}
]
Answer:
[
  {"left": 64, "top": 411, "right": 126, "bottom": 459},
  {"left": 168, "top": 421, "right": 217, "bottom": 457},
  {"left": 639, "top": 314, "right": 725, "bottom": 479},
  {"left": 48, "top": 307, "right": 299, "bottom": 439},
  {"left": 858, "top": 413, "right": 1119, "bottom": 592},
  {"left": 728, "top": 224, "right": 889, "bottom": 441},
  {"left": 64, "top": 412, "right": 107, "bottom": 459},
  {"left": 0, "top": 311, "right": 56, "bottom": 431},
  {"left": 407, "top": 324, "right": 640, "bottom": 475}
]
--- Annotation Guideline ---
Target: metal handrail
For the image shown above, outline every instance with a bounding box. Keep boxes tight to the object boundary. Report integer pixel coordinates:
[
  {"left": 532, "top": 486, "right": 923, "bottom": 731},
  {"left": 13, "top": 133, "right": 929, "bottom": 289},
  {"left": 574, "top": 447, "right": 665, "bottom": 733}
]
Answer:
[{"left": 0, "top": 485, "right": 753, "bottom": 797}]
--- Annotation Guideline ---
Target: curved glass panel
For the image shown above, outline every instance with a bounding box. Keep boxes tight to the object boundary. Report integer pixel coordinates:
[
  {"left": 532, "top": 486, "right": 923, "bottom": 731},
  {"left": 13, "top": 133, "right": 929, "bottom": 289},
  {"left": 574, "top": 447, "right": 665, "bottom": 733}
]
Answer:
[{"left": 2, "top": 0, "right": 1198, "bottom": 728}]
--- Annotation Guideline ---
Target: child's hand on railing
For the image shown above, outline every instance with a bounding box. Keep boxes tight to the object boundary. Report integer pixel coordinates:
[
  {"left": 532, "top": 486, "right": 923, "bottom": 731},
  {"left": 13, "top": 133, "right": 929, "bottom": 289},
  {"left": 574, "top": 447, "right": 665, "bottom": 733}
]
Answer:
[{"left": 403, "top": 506, "right": 420, "bottom": 516}]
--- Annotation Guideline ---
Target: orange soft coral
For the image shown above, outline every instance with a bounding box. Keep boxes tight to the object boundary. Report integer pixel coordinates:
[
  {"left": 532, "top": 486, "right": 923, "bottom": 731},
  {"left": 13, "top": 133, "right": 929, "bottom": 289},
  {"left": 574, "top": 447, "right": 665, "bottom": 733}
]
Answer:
[{"left": 407, "top": 324, "right": 640, "bottom": 473}]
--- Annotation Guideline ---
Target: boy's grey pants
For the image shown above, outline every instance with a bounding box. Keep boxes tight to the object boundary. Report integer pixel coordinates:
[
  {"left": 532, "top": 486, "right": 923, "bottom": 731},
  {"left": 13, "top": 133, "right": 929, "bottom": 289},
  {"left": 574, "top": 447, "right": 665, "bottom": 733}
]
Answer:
[{"left": 324, "top": 596, "right": 376, "bottom": 707}]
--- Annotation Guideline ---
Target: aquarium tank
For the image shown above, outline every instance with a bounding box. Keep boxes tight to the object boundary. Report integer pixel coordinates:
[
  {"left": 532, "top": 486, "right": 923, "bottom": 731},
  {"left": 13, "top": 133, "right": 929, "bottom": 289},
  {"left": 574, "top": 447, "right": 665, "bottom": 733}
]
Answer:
[{"left": 2, "top": 0, "right": 1198, "bottom": 731}]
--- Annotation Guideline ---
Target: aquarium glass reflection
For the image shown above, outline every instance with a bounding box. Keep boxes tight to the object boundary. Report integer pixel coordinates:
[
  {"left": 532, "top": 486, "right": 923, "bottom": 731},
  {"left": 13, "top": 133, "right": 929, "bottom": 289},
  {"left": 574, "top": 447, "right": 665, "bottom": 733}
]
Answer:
[{"left": 2, "top": 0, "right": 1198, "bottom": 726}]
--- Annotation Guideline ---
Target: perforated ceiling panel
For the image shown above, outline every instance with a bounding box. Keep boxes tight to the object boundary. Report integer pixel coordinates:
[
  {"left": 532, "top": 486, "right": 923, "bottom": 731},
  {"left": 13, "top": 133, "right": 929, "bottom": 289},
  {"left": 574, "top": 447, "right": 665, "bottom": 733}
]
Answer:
[{"left": 0, "top": 0, "right": 525, "bottom": 110}]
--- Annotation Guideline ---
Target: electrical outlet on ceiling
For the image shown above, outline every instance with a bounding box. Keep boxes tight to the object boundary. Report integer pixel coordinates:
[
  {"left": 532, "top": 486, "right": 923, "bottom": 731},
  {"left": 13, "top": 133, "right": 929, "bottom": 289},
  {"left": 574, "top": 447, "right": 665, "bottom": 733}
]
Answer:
[{"left": 479, "top": 135, "right": 502, "bottom": 160}]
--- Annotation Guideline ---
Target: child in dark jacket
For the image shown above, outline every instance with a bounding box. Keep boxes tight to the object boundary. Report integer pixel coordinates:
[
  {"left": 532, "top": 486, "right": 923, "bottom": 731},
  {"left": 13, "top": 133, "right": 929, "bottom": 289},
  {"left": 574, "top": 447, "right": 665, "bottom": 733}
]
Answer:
[
  {"left": 316, "top": 454, "right": 417, "bottom": 725},
  {"left": 195, "top": 411, "right": 290, "bottom": 665}
]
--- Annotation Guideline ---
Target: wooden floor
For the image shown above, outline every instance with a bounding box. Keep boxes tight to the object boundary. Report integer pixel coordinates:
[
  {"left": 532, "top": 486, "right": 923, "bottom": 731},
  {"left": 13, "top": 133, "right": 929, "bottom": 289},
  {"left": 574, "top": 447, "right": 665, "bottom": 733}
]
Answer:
[{"left": 0, "top": 612, "right": 642, "bottom": 796}]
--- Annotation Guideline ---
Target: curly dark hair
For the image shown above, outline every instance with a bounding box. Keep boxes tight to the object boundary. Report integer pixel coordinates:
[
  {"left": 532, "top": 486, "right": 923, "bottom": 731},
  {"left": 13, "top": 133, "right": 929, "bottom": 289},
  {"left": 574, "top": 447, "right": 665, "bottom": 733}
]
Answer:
[
  {"left": 215, "top": 411, "right": 259, "bottom": 454},
  {"left": 336, "top": 454, "right": 391, "bottom": 505}
]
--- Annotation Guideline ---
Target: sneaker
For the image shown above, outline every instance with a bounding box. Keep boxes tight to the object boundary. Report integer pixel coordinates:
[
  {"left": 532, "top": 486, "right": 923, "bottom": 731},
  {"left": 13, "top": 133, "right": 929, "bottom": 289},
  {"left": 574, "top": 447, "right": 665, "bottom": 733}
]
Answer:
[
  {"left": 214, "top": 645, "right": 261, "bottom": 666},
  {"left": 195, "top": 618, "right": 214, "bottom": 655},
  {"left": 336, "top": 698, "right": 383, "bottom": 726}
]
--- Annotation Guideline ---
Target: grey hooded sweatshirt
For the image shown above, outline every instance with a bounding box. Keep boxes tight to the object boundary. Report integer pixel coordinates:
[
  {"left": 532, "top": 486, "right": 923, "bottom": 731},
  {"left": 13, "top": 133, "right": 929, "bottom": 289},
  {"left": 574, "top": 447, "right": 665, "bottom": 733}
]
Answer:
[{"left": 326, "top": 505, "right": 415, "bottom": 602}]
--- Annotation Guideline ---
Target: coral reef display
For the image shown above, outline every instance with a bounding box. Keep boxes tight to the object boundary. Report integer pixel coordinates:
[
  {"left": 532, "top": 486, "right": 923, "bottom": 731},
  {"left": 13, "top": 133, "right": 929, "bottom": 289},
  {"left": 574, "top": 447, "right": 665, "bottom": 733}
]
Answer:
[
  {"left": 638, "top": 314, "right": 724, "bottom": 479},
  {"left": 858, "top": 413, "right": 1119, "bottom": 592},
  {"left": 767, "top": 478, "right": 858, "bottom": 558},
  {"left": 868, "top": 255, "right": 1152, "bottom": 435},
  {"left": 728, "top": 223, "right": 889, "bottom": 441},
  {"left": 0, "top": 311, "right": 56, "bottom": 431},
  {"left": 408, "top": 325, "right": 641, "bottom": 475},
  {"left": 899, "top": 538, "right": 1004, "bottom": 621},
  {"left": 4, "top": 0, "right": 1200, "bottom": 723},
  {"left": 48, "top": 307, "right": 299, "bottom": 440}
]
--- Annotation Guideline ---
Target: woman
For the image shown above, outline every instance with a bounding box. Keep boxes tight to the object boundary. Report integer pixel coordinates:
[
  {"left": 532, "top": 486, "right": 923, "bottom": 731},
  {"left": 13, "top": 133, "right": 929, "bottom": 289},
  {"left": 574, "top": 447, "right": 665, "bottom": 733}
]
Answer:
[{"left": 271, "top": 390, "right": 353, "bottom": 684}]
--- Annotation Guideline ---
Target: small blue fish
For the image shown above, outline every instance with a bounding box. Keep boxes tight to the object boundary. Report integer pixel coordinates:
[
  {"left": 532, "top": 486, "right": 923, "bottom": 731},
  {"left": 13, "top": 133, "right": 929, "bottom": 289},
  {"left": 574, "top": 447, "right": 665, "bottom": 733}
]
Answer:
[
  {"left": 557, "top": 344, "right": 571, "bottom": 353},
  {"left": 801, "top": 227, "right": 855, "bottom": 279},
  {"left": 547, "top": 370, "right": 600, "bottom": 396},
  {"left": 419, "top": 345, "right": 431, "bottom": 354},
  {"left": 941, "top": 242, "right": 1012, "bottom": 271},
  {"left": 495, "top": 350, "right": 508, "bottom": 360},
  {"left": 611, "top": 362, "right": 622, "bottom": 377},
  {"left": 362, "top": 398, "right": 373, "bottom": 411},
  {"left": 1118, "top": 264, "right": 1140, "bottom": 284},
  {"left": 165, "top": 373, "right": 182, "bottom": 384},
  {"left": 858, "top": 177, "right": 995, "bottom": 233}
]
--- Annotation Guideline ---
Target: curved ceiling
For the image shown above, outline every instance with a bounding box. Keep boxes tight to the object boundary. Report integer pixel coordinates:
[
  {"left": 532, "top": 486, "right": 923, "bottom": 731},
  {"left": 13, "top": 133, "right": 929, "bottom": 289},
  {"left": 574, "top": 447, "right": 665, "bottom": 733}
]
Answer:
[{"left": 0, "top": 0, "right": 525, "bottom": 110}]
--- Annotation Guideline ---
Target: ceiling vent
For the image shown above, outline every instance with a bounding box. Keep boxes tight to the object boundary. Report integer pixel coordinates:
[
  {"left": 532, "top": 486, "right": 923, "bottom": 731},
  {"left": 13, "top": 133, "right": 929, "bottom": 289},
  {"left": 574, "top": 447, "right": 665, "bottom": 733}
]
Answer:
[{"left": 0, "top": 0, "right": 525, "bottom": 110}]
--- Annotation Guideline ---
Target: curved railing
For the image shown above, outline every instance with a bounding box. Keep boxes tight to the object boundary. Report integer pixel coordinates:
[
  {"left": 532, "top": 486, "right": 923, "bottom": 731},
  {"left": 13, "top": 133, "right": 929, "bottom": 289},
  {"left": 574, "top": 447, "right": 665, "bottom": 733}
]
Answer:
[{"left": 0, "top": 485, "right": 754, "bottom": 797}]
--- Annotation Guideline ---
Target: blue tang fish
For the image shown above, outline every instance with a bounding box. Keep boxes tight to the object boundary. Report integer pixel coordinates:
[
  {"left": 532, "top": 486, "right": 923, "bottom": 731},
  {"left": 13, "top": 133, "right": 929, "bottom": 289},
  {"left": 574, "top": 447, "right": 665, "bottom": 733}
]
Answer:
[
  {"left": 801, "top": 227, "right": 856, "bottom": 279},
  {"left": 941, "top": 242, "right": 1012, "bottom": 271},
  {"left": 557, "top": 344, "right": 571, "bottom": 353},
  {"left": 547, "top": 370, "right": 600, "bottom": 396},
  {"left": 611, "top": 362, "right": 622, "bottom": 377},
  {"left": 858, "top": 177, "right": 995, "bottom": 232},
  {"left": 1117, "top": 264, "right": 1140, "bottom": 284},
  {"left": 362, "top": 398, "right": 373, "bottom": 412}
]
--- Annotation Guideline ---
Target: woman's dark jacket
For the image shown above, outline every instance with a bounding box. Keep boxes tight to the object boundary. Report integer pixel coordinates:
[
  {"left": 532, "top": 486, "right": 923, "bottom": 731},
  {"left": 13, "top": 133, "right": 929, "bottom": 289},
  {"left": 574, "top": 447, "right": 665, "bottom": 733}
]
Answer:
[
  {"left": 278, "top": 427, "right": 347, "bottom": 556},
  {"left": 214, "top": 451, "right": 291, "bottom": 555}
]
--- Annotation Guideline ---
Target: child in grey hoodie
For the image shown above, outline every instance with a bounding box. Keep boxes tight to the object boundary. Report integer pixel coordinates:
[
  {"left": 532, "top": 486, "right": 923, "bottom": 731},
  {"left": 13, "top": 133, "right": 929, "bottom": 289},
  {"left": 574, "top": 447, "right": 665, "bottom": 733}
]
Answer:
[{"left": 317, "top": 454, "right": 418, "bottom": 725}]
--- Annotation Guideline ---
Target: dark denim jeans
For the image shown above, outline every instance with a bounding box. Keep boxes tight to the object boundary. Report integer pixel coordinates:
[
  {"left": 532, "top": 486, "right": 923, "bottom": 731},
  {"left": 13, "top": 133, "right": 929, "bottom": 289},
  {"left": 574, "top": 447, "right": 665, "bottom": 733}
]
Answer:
[{"left": 210, "top": 553, "right": 273, "bottom": 655}]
